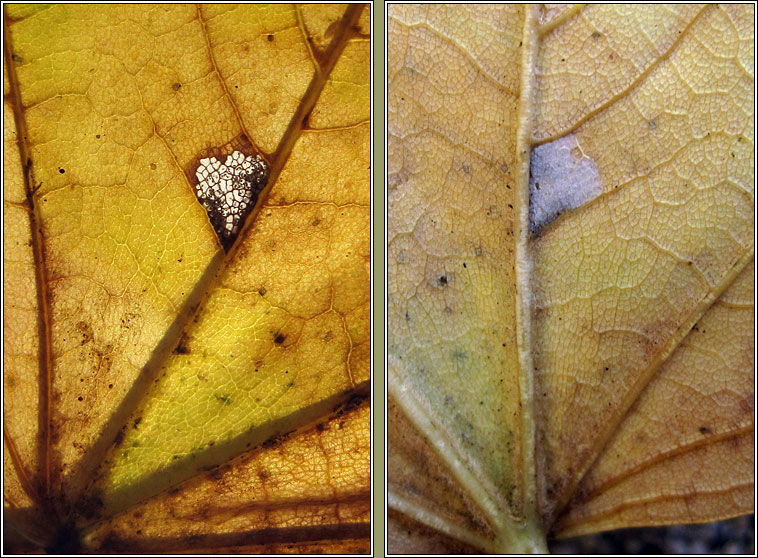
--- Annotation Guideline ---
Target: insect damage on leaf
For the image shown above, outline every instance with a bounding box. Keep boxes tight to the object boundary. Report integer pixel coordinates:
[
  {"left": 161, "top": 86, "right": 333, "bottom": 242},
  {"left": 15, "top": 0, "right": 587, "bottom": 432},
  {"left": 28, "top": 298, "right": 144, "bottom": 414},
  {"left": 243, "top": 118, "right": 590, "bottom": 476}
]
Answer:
[
  {"left": 194, "top": 150, "right": 269, "bottom": 249},
  {"left": 529, "top": 134, "right": 602, "bottom": 235}
]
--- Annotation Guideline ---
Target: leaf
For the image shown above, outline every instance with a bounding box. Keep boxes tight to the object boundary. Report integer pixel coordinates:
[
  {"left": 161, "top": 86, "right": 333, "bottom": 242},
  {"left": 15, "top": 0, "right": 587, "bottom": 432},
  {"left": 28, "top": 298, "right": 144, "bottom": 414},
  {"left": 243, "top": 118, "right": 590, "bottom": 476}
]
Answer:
[
  {"left": 3, "top": 4, "right": 370, "bottom": 553},
  {"left": 388, "top": 4, "right": 753, "bottom": 553}
]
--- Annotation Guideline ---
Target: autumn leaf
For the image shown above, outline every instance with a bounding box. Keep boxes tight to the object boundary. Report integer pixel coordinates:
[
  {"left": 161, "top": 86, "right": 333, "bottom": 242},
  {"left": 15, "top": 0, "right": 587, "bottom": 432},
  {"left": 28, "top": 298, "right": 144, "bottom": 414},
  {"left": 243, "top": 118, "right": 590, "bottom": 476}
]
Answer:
[
  {"left": 388, "top": 4, "right": 753, "bottom": 553},
  {"left": 3, "top": 4, "right": 370, "bottom": 554}
]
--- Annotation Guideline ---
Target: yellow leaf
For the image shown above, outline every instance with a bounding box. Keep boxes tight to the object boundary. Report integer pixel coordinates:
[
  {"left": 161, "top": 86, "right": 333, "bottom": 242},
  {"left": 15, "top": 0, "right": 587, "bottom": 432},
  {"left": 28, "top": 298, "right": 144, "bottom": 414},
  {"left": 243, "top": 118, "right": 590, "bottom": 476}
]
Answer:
[
  {"left": 388, "top": 3, "right": 753, "bottom": 553},
  {"left": 3, "top": 4, "right": 370, "bottom": 553}
]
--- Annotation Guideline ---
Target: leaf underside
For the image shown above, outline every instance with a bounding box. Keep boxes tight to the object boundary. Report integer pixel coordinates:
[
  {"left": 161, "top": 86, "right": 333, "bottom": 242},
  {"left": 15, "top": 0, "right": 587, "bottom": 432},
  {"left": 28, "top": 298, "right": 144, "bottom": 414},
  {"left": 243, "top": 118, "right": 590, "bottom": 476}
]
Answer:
[{"left": 388, "top": 4, "right": 753, "bottom": 553}]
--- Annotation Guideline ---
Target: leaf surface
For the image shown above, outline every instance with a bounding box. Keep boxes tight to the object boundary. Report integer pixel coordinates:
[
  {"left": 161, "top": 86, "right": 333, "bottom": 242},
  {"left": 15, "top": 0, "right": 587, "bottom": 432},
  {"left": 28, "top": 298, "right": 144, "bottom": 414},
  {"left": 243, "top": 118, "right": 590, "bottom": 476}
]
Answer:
[
  {"left": 3, "top": 4, "right": 370, "bottom": 553},
  {"left": 387, "top": 4, "right": 753, "bottom": 553}
]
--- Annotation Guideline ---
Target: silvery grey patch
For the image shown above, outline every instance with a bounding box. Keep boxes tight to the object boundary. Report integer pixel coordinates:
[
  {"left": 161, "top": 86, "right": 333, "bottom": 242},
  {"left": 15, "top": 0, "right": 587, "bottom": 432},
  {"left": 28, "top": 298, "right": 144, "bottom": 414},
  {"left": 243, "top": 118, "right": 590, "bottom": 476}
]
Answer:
[
  {"left": 194, "top": 150, "right": 268, "bottom": 244},
  {"left": 529, "top": 134, "right": 602, "bottom": 235}
]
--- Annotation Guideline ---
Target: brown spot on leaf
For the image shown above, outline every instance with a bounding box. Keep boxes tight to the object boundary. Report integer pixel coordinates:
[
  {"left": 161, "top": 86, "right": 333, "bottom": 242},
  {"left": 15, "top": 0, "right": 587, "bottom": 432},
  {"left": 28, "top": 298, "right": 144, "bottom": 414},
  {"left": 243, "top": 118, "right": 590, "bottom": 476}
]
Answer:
[
  {"left": 262, "top": 435, "right": 282, "bottom": 449},
  {"left": 76, "top": 321, "right": 93, "bottom": 345},
  {"left": 174, "top": 332, "right": 190, "bottom": 354}
]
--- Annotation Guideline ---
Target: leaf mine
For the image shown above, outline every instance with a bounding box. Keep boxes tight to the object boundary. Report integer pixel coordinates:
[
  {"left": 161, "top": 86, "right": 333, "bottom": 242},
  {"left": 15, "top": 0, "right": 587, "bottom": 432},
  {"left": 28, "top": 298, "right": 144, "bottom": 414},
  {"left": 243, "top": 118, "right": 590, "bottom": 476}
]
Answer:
[
  {"left": 193, "top": 150, "right": 269, "bottom": 249},
  {"left": 528, "top": 134, "right": 602, "bottom": 235}
]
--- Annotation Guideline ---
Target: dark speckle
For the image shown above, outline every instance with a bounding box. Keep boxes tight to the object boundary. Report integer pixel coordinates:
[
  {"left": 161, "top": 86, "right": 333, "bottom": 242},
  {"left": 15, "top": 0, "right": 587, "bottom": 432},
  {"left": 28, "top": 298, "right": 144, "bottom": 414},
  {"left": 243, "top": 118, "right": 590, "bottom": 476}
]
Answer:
[
  {"left": 452, "top": 349, "right": 467, "bottom": 360},
  {"left": 699, "top": 426, "right": 711, "bottom": 435},
  {"left": 262, "top": 435, "right": 281, "bottom": 449},
  {"left": 267, "top": 34, "right": 274, "bottom": 41},
  {"left": 59, "top": 168, "right": 65, "bottom": 174},
  {"left": 174, "top": 333, "right": 190, "bottom": 355},
  {"left": 274, "top": 333, "right": 286, "bottom": 344},
  {"left": 592, "top": 31, "right": 602, "bottom": 39},
  {"left": 438, "top": 275, "right": 448, "bottom": 287},
  {"left": 172, "top": 82, "right": 181, "bottom": 91},
  {"left": 76, "top": 321, "right": 92, "bottom": 345}
]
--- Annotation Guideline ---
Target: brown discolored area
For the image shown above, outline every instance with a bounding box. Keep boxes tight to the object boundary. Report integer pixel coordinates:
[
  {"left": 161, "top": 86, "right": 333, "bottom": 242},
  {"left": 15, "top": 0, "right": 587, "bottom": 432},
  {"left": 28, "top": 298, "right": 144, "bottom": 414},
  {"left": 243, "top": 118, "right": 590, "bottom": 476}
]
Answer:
[
  {"left": 173, "top": 332, "right": 191, "bottom": 355},
  {"left": 76, "top": 320, "right": 93, "bottom": 345},
  {"left": 113, "top": 428, "right": 126, "bottom": 448}
]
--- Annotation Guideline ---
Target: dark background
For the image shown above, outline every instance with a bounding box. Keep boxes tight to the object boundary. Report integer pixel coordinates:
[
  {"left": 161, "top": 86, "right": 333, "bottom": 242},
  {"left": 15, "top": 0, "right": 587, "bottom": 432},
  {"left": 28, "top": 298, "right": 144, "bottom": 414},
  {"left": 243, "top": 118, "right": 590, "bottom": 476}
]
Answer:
[{"left": 550, "top": 515, "right": 755, "bottom": 554}]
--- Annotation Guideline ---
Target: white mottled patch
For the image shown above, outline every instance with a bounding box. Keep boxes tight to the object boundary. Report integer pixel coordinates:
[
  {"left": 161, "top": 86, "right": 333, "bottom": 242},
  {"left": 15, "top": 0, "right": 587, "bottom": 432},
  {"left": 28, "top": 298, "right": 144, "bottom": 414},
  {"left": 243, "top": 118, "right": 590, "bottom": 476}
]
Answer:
[
  {"left": 529, "top": 134, "right": 602, "bottom": 235},
  {"left": 194, "top": 150, "right": 268, "bottom": 242}
]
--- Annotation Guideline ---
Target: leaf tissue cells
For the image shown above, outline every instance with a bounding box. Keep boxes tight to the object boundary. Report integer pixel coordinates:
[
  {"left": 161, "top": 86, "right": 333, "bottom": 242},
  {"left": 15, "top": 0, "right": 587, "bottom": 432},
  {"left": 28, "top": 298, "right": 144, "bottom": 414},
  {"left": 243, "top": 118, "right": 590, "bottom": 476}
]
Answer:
[
  {"left": 194, "top": 150, "right": 269, "bottom": 248},
  {"left": 528, "top": 134, "right": 602, "bottom": 235}
]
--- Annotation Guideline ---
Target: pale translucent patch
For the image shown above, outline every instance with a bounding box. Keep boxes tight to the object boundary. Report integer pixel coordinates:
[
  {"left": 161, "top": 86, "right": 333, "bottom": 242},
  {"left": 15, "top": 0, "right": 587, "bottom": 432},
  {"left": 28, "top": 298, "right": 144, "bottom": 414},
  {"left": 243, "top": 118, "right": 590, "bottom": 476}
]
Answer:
[
  {"left": 529, "top": 134, "right": 602, "bottom": 235},
  {"left": 194, "top": 150, "right": 268, "bottom": 243}
]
